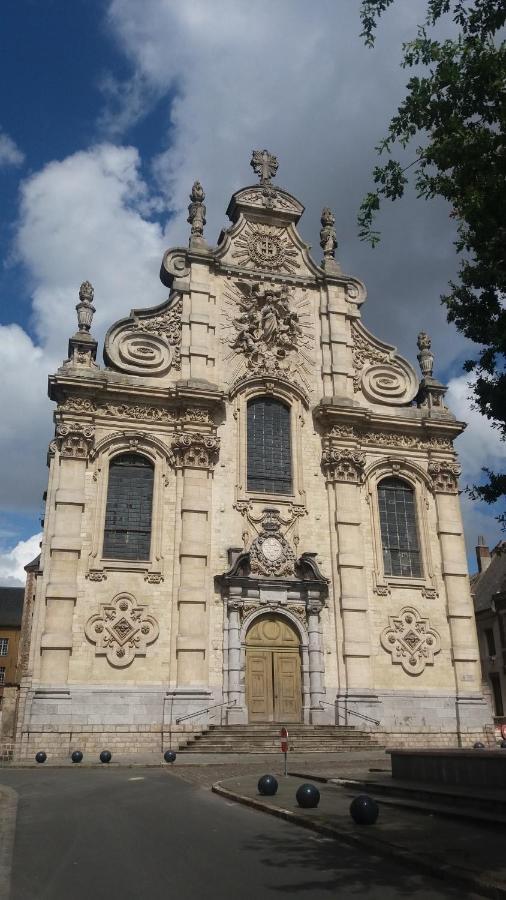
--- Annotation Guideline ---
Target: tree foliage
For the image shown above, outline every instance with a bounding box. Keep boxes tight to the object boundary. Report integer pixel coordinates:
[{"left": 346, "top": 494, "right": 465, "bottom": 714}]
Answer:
[{"left": 359, "top": 0, "right": 506, "bottom": 523}]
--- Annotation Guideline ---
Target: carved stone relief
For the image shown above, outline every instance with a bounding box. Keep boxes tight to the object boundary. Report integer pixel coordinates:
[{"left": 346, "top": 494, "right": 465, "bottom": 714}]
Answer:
[
  {"left": 238, "top": 188, "right": 300, "bottom": 212},
  {"left": 231, "top": 223, "right": 299, "bottom": 274},
  {"left": 428, "top": 460, "right": 461, "bottom": 493},
  {"left": 222, "top": 281, "right": 313, "bottom": 391},
  {"left": 248, "top": 508, "right": 296, "bottom": 577},
  {"left": 380, "top": 606, "right": 441, "bottom": 676},
  {"left": 351, "top": 321, "right": 418, "bottom": 405},
  {"left": 85, "top": 592, "right": 159, "bottom": 668},
  {"left": 105, "top": 296, "right": 182, "bottom": 377},
  {"left": 326, "top": 422, "right": 453, "bottom": 452}
]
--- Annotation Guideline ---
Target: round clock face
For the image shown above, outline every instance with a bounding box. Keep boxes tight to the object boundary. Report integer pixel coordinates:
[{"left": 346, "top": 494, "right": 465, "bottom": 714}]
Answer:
[{"left": 262, "top": 536, "right": 284, "bottom": 562}]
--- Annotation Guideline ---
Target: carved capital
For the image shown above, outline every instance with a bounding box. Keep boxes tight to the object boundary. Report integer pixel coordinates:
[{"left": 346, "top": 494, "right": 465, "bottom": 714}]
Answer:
[
  {"left": 428, "top": 460, "right": 461, "bottom": 493},
  {"left": 55, "top": 422, "right": 94, "bottom": 459},
  {"left": 321, "top": 447, "right": 365, "bottom": 483},
  {"left": 171, "top": 432, "right": 220, "bottom": 469},
  {"left": 306, "top": 596, "right": 324, "bottom": 616}
]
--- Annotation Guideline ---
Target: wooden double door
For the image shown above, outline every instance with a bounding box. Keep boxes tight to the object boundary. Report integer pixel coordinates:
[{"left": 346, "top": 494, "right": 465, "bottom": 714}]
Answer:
[{"left": 246, "top": 615, "right": 302, "bottom": 723}]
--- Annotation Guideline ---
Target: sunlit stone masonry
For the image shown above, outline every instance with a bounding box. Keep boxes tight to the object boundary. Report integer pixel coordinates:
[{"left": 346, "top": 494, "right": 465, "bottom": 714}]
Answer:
[{"left": 16, "top": 152, "right": 491, "bottom": 757}]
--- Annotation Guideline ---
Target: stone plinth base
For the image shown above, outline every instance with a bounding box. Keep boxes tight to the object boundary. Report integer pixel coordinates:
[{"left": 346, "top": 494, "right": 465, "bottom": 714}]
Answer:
[{"left": 390, "top": 748, "right": 506, "bottom": 787}]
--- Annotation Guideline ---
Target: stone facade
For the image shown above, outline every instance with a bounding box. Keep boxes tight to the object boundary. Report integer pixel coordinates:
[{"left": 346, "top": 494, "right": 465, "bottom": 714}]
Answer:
[{"left": 16, "top": 152, "right": 490, "bottom": 756}]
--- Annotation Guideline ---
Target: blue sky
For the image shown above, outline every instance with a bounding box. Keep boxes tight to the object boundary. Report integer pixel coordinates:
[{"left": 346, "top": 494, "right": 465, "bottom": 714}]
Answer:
[{"left": 0, "top": 0, "right": 503, "bottom": 583}]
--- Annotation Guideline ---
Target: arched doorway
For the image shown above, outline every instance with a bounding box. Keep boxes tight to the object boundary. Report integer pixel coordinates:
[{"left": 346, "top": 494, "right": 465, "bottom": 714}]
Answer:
[{"left": 245, "top": 614, "right": 302, "bottom": 723}]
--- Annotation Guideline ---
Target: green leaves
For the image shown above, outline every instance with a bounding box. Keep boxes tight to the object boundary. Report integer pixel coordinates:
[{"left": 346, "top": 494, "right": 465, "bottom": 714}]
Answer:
[{"left": 359, "top": 0, "right": 506, "bottom": 524}]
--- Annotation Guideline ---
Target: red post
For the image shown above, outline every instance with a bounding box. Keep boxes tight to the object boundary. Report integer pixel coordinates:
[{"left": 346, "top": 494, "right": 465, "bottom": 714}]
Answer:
[{"left": 280, "top": 726, "right": 289, "bottom": 775}]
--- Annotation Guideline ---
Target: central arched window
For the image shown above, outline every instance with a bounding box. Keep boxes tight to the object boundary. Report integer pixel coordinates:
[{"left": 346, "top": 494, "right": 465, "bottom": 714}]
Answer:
[
  {"left": 378, "top": 477, "right": 422, "bottom": 578},
  {"left": 103, "top": 453, "right": 154, "bottom": 560},
  {"left": 247, "top": 397, "right": 292, "bottom": 494}
]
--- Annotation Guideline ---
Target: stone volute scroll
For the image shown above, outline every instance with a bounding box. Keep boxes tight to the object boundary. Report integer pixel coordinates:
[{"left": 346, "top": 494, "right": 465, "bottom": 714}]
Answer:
[
  {"left": 104, "top": 294, "right": 182, "bottom": 378},
  {"left": 351, "top": 320, "right": 419, "bottom": 406}
]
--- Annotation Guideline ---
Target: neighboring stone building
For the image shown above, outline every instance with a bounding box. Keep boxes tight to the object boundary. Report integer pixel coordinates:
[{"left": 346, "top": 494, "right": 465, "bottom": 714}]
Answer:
[
  {"left": 0, "top": 586, "right": 24, "bottom": 753},
  {"left": 16, "top": 151, "right": 490, "bottom": 757},
  {"left": 472, "top": 538, "right": 506, "bottom": 725}
]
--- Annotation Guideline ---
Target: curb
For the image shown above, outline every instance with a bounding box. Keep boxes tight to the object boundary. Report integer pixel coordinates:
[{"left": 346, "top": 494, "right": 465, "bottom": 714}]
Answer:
[
  {"left": 0, "top": 786, "right": 18, "bottom": 899},
  {"left": 212, "top": 781, "right": 506, "bottom": 900}
]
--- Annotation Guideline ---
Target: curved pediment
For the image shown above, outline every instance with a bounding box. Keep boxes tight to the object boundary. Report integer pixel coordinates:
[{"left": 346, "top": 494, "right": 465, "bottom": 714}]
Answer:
[
  {"left": 104, "top": 293, "right": 182, "bottom": 378},
  {"left": 351, "top": 320, "right": 419, "bottom": 406}
]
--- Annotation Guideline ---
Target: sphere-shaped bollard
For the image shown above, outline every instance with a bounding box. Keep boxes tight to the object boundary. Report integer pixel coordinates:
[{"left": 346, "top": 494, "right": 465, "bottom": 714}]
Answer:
[
  {"left": 164, "top": 750, "right": 176, "bottom": 763},
  {"left": 35, "top": 751, "right": 47, "bottom": 764},
  {"left": 99, "top": 750, "right": 112, "bottom": 764},
  {"left": 500, "top": 740, "right": 506, "bottom": 749},
  {"left": 296, "top": 783, "right": 320, "bottom": 809},
  {"left": 71, "top": 751, "right": 83, "bottom": 763},
  {"left": 473, "top": 741, "right": 485, "bottom": 749},
  {"left": 257, "top": 775, "right": 278, "bottom": 796},
  {"left": 350, "top": 795, "right": 379, "bottom": 825}
]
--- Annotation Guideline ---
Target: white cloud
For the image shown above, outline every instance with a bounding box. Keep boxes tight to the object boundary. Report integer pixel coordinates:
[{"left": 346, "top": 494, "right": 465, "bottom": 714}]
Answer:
[
  {"left": 0, "top": 533, "right": 41, "bottom": 587},
  {"left": 0, "top": 129, "right": 24, "bottom": 167},
  {"left": 447, "top": 374, "right": 504, "bottom": 481}
]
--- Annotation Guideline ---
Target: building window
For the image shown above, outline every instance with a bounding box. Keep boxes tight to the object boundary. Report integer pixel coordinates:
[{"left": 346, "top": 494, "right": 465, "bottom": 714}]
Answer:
[
  {"left": 490, "top": 673, "right": 504, "bottom": 717},
  {"left": 103, "top": 454, "right": 154, "bottom": 560},
  {"left": 247, "top": 397, "right": 292, "bottom": 494},
  {"left": 485, "top": 627, "right": 497, "bottom": 658},
  {"left": 0, "top": 668, "right": 5, "bottom": 685},
  {"left": 378, "top": 477, "right": 422, "bottom": 578},
  {"left": 0, "top": 638, "right": 8, "bottom": 657}
]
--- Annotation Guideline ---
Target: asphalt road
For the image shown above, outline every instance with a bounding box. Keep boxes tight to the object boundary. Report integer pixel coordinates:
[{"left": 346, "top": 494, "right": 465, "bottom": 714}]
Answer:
[{"left": 0, "top": 768, "right": 481, "bottom": 900}]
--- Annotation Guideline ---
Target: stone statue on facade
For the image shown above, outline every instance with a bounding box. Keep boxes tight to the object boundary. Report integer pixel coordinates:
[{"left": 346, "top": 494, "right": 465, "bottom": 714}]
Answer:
[
  {"left": 417, "top": 331, "right": 434, "bottom": 378},
  {"left": 231, "top": 282, "right": 302, "bottom": 370},
  {"left": 187, "top": 180, "right": 206, "bottom": 239}
]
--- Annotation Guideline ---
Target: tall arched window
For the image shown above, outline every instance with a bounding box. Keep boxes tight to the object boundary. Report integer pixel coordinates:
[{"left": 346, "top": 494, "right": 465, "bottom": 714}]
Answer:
[
  {"left": 247, "top": 397, "right": 292, "bottom": 494},
  {"left": 103, "top": 454, "right": 154, "bottom": 560},
  {"left": 378, "top": 477, "right": 422, "bottom": 578}
]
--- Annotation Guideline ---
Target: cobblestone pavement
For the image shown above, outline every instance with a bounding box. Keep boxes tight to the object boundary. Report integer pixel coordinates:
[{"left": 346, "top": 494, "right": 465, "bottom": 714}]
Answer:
[{"left": 164, "top": 750, "right": 387, "bottom": 788}]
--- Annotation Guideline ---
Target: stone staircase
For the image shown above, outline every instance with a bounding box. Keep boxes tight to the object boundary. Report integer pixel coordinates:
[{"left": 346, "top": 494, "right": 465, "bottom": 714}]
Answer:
[{"left": 177, "top": 724, "right": 382, "bottom": 754}]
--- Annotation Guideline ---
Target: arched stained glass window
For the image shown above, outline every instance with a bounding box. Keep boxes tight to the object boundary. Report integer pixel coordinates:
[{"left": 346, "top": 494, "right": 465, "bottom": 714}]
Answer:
[
  {"left": 378, "top": 477, "right": 422, "bottom": 578},
  {"left": 103, "top": 454, "right": 154, "bottom": 560},
  {"left": 247, "top": 397, "right": 292, "bottom": 494}
]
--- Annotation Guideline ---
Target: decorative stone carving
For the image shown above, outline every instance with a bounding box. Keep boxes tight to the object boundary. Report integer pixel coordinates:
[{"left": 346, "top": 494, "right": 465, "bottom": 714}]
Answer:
[
  {"left": 238, "top": 188, "right": 299, "bottom": 212},
  {"left": 59, "top": 397, "right": 97, "bottom": 414},
  {"left": 103, "top": 401, "right": 177, "bottom": 424},
  {"left": 320, "top": 208, "right": 337, "bottom": 259},
  {"left": 85, "top": 592, "right": 159, "bottom": 668},
  {"left": 249, "top": 508, "right": 296, "bottom": 577},
  {"left": 428, "top": 460, "right": 461, "bottom": 493},
  {"left": 223, "top": 281, "right": 313, "bottom": 388},
  {"left": 380, "top": 606, "right": 441, "bottom": 675},
  {"left": 86, "top": 570, "right": 107, "bottom": 582},
  {"left": 171, "top": 432, "right": 220, "bottom": 468},
  {"left": 250, "top": 149, "right": 278, "bottom": 184},
  {"left": 351, "top": 321, "right": 418, "bottom": 405},
  {"left": 104, "top": 296, "right": 182, "bottom": 377},
  {"left": 232, "top": 223, "right": 299, "bottom": 274},
  {"left": 144, "top": 572, "right": 164, "bottom": 584},
  {"left": 417, "top": 332, "right": 434, "bottom": 378},
  {"left": 180, "top": 406, "right": 212, "bottom": 425},
  {"left": 321, "top": 448, "right": 365, "bottom": 483},
  {"left": 187, "top": 180, "right": 206, "bottom": 238},
  {"left": 160, "top": 248, "right": 191, "bottom": 287},
  {"left": 55, "top": 423, "right": 94, "bottom": 458},
  {"left": 329, "top": 424, "right": 356, "bottom": 440}
]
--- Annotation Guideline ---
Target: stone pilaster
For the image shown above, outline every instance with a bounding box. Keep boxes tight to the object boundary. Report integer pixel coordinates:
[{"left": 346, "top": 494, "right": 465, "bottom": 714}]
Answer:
[
  {"left": 39, "top": 423, "right": 94, "bottom": 683},
  {"left": 322, "top": 446, "right": 371, "bottom": 698},
  {"left": 171, "top": 432, "right": 219, "bottom": 687},
  {"left": 430, "top": 461, "right": 483, "bottom": 720},
  {"left": 307, "top": 595, "right": 326, "bottom": 723}
]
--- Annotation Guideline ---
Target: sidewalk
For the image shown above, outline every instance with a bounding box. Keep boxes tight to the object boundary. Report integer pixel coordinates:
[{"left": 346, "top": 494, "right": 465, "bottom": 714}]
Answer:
[{"left": 213, "top": 772, "right": 506, "bottom": 900}]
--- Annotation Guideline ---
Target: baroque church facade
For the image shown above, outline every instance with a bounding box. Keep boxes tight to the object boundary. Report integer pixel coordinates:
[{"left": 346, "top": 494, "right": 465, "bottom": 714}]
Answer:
[{"left": 16, "top": 151, "right": 490, "bottom": 756}]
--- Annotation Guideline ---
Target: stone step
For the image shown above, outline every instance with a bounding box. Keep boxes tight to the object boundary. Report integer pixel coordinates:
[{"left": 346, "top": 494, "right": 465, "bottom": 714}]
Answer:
[{"left": 180, "top": 740, "right": 377, "bottom": 752}]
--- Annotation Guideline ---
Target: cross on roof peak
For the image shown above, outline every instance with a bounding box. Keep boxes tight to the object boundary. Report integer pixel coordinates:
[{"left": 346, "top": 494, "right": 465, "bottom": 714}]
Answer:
[{"left": 250, "top": 149, "right": 278, "bottom": 185}]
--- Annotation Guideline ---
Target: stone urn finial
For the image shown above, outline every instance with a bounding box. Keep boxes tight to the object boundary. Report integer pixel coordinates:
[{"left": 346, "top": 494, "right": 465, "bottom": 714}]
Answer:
[
  {"left": 320, "top": 207, "right": 337, "bottom": 259},
  {"left": 76, "top": 281, "right": 95, "bottom": 332},
  {"left": 417, "top": 331, "right": 434, "bottom": 378},
  {"left": 187, "top": 180, "right": 206, "bottom": 239}
]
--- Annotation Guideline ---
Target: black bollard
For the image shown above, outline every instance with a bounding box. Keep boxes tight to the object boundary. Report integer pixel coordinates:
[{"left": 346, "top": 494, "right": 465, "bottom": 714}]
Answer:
[
  {"left": 164, "top": 750, "right": 176, "bottom": 763},
  {"left": 99, "top": 750, "right": 112, "bottom": 763},
  {"left": 350, "top": 794, "right": 379, "bottom": 825},
  {"left": 35, "top": 751, "right": 47, "bottom": 764},
  {"left": 71, "top": 750, "right": 83, "bottom": 763},
  {"left": 296, "top": 783, "right": 320, "bottom": 809},
  {"left": 473, "top": 741, "right": 485, "bottom": 749},
  {"left": 258, "top": 774, "right": 278, "bottom": 796}
]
